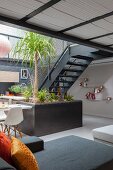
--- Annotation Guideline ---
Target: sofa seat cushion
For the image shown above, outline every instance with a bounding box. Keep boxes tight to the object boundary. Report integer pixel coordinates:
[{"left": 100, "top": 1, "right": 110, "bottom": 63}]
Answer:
[
  {"left": 35, "top": 135, "right": 113, "bottom": 170},
  {"left": 20, "top": 136, "right": 44, "bottom": 153},
  {"left": 92, "top": 125, "right": 113, "bottom": 143}
]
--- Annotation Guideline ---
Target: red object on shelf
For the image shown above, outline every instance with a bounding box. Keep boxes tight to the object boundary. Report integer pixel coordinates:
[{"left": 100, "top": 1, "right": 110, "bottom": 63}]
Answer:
[{"left": 86, "top": 92, "right": 95, "bottom": 100}]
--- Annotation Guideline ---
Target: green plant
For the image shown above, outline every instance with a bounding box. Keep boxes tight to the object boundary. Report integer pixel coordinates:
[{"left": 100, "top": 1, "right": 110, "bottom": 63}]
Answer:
[
  {"left": 48, "top": 92, "right": 59, "bottom": 102},
  {"left": 9, "top": 85, "right": 22, "bottom": 94},
  {"left": 37, "top": 89, "right": 49, "bottom": 103},
  {"left": 22, "top": 86, "right": 33, "bottom": 101},
  {"left": 13, "top": 32, "right": 55, "bottom": 103},
  {"left": 64, "top": 94, "right": 74, "bottom": 102}
]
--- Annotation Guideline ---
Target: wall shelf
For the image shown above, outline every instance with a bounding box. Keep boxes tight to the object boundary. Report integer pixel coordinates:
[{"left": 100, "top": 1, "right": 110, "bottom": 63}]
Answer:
[{"left": 79, "top": 78, "right": 112, "bottom": 102}]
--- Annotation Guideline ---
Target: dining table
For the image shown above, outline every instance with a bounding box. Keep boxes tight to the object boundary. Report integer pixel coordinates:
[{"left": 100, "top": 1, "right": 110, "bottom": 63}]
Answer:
[{"left": 0, "top": 96, "right": 25, "bottom": 105}]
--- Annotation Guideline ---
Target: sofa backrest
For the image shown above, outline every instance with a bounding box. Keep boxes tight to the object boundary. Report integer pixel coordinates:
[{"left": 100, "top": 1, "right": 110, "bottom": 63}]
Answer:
[{"left": 0, "top": 158, "right": 16, "bottom": 170}]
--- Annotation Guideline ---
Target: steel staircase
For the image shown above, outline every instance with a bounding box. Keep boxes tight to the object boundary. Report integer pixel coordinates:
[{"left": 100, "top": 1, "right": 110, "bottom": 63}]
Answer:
[{"left": 39, "top": 44, "right": 112, "bottom": 94}]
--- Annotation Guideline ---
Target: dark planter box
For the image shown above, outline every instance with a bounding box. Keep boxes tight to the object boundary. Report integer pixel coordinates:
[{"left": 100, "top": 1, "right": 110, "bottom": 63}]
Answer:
[{"left": 20, "top": 101, "right": 82, "bottom": 136}]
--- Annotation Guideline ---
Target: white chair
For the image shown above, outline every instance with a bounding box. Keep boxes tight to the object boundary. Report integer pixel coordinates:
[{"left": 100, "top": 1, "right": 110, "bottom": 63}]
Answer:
[
  {"left": 0, "top": 110, "right": 7, "bottom": 122},
  {"left": 4, "top": 107, "right": 24, "bottom": 138},
  {"left": 0, "top": 111, "right": 7, "bottom": 132}
]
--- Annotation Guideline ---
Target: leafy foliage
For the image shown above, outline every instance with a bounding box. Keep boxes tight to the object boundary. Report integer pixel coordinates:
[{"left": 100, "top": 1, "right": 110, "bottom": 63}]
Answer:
[
  {"left": 9, "top": 85, "right": 22, "bottom": 94},
  {"left": 64, "top": 94, "right": 74, "bottom": 101},
  {"left": 13, "top": 32, "right": 56, "bottom": 102},
  {"left": 21, "top": 86, "right": 32, "bottom": 101},
  {"left": 9, "top": 84, "right": 74, "bottom": 103},
  {"left": 13, "top": 32, "right": 56, "bottom": 67},
  {"left": 48, "top": 92, "right": 59, "bottom": 102},
  {"left": 37, "top": 89, "right": 49, "bottom": 103},
  {"left": 37, "top": 89, "right": 74, "bottom": 103}
]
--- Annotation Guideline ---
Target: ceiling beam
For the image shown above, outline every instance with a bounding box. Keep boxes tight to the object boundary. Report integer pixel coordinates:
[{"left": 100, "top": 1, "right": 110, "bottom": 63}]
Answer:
[
  {"left": 59, "top": 11, "right": 113, "bottom": 33},
  {"left": 0, "top": 15, "right": 113, "bottom": 53},
  {"left": 20, "top": 0, "right": 61, "bottom": 22},
  {"left": 87, "top": 32, "right": 113, "bottom": 41}
]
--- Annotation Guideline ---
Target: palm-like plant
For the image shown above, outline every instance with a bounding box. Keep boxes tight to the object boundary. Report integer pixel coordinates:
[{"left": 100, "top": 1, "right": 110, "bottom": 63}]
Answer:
[{"left": 13, "top": 32, "right": 55, "bottom": 102}]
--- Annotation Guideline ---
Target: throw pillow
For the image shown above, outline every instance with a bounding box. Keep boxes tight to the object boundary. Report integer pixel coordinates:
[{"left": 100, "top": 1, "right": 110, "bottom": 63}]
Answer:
[
  {"left": 11, "top": 136, "right": 39, "bottom": 170},
  {"left": 0, "top": 132, "right": 12, "bottom": 164}
]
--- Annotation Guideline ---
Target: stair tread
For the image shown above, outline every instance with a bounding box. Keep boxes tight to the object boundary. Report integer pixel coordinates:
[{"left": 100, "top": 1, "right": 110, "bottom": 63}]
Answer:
[
  {"left": 63, "top": 68, "right": 83, "bottom": 72},
  {"left": 67, "top": 61, "right": 88, "bottom": 67},
  {"left": 59, "top": 75, "right": 78, "bottom": 78},
  {"left": 51, "top": 86, "right": 70, "bottom": 88},
  {"left": 71, "top": 55, "right": 93, "bottom": 61},
  {"left": 54, "top": 80, "right": 74, "bottom": 83}
]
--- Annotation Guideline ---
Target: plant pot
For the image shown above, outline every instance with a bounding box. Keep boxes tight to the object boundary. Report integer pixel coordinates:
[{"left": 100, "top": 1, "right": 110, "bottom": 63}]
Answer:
[{"left": 19, "top": 101, "right": 82, "bottom": 136}]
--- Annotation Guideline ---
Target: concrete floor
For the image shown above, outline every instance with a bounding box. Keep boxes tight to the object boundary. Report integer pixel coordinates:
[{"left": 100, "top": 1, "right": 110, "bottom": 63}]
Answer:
[{"left": 40, "top": 115, "right": 113, "bottom": 142}]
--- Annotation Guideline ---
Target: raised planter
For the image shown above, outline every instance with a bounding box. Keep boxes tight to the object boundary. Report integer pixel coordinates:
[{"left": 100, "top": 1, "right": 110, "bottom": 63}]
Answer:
[{"left": 19, "top": 100, "right": 82, "bottom": 136}]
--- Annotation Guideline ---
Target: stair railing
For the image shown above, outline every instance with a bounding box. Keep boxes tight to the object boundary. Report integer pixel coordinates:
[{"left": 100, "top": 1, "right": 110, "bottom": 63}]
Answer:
[
  {"left": 39, "top": 45, "right": 70, "bottom": 89},
  {"left": 39, "top": 44, "right": 79, "bottom": 90}
]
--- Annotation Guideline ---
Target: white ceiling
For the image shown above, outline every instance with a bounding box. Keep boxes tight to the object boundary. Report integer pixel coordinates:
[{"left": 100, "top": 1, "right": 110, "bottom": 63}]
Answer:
[
  {"left": 0, "top": 0, "right": 43, "bottom": 19},
  {"left": 93, "top": 19, "right": 113, "bottom": 32},
  {"left": 28, "top": 18, "right": 64, "bottom": 31},
  {"left": 93, "top": 0, "right": 113, "bottom": 11},
  {"left": 28, "top": 7, "right": 82, "bottom": 29},
  {"left": 0, "top": 0, "right": 113, "bottom": 47},
  {"left": 105, "top": 15, "right": 113, "bottom": 24},
  {"left": 91, "top": 36, "right": 113, "bottom": 45},
  {"left": 65, "top": 24, "right": 109, "bottom": 39},
  {"left": 53, "top": 0, "right": 111, "bottom": 20}
]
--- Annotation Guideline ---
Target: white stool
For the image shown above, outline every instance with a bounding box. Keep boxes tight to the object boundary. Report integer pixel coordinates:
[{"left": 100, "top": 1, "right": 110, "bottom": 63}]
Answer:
[{"left": 92, "top": 125, "right": 113, "bottom": 145}]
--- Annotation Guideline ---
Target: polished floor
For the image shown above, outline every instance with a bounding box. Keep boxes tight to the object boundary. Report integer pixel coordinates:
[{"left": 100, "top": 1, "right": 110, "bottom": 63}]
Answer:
[{"left": 41, "top": 115, "right": 113, "bottom": 142}]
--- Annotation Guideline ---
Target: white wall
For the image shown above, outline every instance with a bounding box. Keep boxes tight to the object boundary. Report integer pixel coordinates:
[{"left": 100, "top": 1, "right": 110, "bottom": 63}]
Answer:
[{"left": 68, "top": 58, "right": 113, "bottom": 118}]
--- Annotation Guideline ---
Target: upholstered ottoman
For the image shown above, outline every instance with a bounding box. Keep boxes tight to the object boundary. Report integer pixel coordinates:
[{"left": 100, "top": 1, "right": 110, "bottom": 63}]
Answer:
[
  {"left": 10, "top": 131, "right": 44, "bottom": 153},
  {"left": 20, "top": 136, "right": 44, "bottom": 153},
  {"left": 92, "top": 125, "right": 113, "bottom": 145}
]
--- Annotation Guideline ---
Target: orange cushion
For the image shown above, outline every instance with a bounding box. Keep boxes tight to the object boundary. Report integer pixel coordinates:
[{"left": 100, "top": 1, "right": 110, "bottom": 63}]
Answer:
[
  {"left": 11, "top": 136, "right": 39, "bottom": 170},
  {"left": 0, "top": 132, "right": 12, "bottom": 164}
]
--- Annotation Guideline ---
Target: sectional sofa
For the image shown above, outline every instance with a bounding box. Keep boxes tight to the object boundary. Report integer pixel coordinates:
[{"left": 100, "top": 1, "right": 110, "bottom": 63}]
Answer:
[{"left": 1, "top": 135, "right": 113, "bottom": 170}]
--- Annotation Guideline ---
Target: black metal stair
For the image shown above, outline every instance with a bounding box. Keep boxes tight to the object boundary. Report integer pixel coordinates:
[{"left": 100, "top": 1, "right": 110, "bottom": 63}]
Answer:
[
  {"left": 54, "top": 80, "right": 74, "bottom": 83},
  {"left": 51, "top": 85, "right": 70, "bottom": 88},
  {"left": 67, "top": 61, "right": 88, "bottom": 67},
  {"left": 62, "top": 68, "right": 83, "bottom": 73},
  {"left": 59, "top": 74, "right": 78, "bottom": 79},
  {"left": 71, "top": 55, "right": 94, "bottom": 61},
  {"left": 39, "top": 44, "right": 113, "bottom": 94}
]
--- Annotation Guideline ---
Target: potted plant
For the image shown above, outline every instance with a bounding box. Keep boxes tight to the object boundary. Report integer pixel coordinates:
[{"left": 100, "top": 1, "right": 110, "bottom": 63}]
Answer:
[
  {"left": 9, "top": 85, "right": 22, "bottom": 96},
  {"left": 13, "top": 32, "right": 82, "bottom": 136},
  {"left": 13, "top": 32, "right": 55, "bottom": 102}
]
